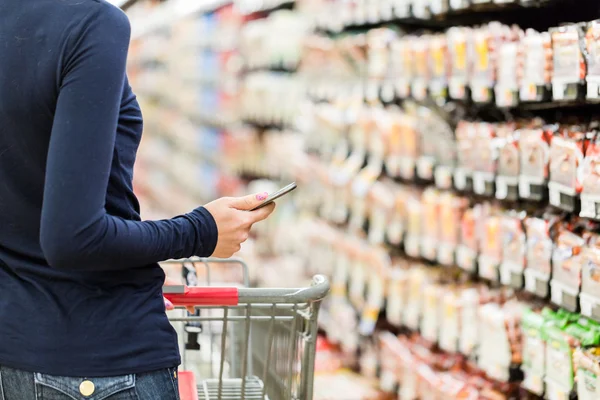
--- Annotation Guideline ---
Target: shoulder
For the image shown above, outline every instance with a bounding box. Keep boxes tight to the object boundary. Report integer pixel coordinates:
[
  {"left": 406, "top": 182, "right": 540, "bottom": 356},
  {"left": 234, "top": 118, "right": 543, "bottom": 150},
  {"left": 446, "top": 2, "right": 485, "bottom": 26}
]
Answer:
[
  {"left": 79, "top": 1, "right": 131, "bottom": 39},
  {"left": 58, "top": 0, "right": 130, "bottom": 47}
]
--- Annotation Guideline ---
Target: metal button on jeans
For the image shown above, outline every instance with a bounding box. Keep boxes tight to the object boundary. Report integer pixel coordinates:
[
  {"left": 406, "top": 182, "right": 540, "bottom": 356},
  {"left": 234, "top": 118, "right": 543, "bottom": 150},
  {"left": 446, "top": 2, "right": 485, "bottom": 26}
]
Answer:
[{"left": 79, "top": 380, "right": 95, "bottom": 396}]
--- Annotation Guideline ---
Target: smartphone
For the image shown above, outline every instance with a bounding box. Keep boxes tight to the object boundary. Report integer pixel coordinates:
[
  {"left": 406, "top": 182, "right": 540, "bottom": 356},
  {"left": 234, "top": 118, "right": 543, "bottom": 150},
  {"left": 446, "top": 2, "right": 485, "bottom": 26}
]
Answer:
[{"left": 250, "top": 182, "right": 297, "bottom": 211}]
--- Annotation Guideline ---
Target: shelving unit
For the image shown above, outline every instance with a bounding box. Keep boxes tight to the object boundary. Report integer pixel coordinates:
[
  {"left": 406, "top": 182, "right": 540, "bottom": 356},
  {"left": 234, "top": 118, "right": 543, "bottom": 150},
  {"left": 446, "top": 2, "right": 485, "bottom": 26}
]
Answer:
[{"left": 126, "top": 0, "right": 600, "bottom": 399}]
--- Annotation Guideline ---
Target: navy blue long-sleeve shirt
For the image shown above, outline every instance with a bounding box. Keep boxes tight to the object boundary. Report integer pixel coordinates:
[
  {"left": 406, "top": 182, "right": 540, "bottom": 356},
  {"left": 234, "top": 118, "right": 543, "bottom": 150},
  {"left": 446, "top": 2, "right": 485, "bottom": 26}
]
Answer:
[{"left": 0, "top": 0, "right": 218, "bottom": 376}]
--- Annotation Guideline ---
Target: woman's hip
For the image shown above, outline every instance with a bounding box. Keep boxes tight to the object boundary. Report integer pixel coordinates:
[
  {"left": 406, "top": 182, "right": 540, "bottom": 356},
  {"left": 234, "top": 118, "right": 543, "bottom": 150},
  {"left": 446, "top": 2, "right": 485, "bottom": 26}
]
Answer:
[{"left": 0, "top": 365, "right": 180, "bottom": 400}]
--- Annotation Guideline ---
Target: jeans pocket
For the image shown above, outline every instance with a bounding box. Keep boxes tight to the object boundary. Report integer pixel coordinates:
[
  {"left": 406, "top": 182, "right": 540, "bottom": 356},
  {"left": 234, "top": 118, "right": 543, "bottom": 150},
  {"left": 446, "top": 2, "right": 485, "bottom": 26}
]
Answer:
[{"left": 34, "top": 373, "right": 136, "bottom": 400}]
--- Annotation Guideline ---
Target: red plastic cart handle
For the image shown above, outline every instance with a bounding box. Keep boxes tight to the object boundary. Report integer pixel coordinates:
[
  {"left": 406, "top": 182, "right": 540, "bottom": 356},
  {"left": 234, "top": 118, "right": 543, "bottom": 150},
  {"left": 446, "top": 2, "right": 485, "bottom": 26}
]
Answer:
[{"left": 163, "top": 285, "right": 239, "bottom": 307}]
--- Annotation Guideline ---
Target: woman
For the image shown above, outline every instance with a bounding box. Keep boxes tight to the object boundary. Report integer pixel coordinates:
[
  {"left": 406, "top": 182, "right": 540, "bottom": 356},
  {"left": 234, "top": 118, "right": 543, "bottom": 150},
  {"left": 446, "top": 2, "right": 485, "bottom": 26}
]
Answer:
[{"left": 0, "top": 0, "right": 275, "bottom": 398}]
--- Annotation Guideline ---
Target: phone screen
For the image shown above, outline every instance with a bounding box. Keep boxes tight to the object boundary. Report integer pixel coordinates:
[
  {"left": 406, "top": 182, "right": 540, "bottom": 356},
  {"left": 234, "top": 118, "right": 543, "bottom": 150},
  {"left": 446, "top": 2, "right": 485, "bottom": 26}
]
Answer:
[{"left": 250, "top": 182, "right": 297, "bottom": 211}]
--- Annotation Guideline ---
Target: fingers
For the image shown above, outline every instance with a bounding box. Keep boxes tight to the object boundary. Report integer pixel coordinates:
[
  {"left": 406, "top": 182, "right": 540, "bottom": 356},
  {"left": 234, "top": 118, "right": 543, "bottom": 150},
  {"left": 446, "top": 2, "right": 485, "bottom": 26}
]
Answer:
[
  {"left": 164, "top": 297, "right": 174, "bottom": 311},
  {"left": 229, "top": 192, "right": 269, "bottom": 211},
  {"left": 247, "top": 202, "right": 276, "bottom": 223}
]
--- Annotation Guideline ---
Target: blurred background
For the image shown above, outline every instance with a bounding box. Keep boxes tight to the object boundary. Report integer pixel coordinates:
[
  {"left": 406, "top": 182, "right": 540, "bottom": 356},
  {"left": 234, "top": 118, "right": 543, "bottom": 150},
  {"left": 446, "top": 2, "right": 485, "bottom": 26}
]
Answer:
[{"left": 112, "top": 0, "right": 600, "bottom": 399}]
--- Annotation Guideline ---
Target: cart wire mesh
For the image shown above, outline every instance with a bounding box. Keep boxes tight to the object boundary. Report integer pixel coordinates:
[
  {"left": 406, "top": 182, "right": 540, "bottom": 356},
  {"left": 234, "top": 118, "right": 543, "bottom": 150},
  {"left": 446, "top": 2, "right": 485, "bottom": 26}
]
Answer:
[{"left": 163, "top": 258, "right": 329, "bottom": 400}]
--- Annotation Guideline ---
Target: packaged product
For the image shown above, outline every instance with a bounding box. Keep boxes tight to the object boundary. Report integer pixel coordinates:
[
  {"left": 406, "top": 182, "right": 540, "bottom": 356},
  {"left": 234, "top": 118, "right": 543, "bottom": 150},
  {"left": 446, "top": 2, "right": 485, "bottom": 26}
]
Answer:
[
  {"left": 470, "top": 23, "right": 508, "bottom": 104},
  {"left": 403, "top": 265, "right": 428, "bottom": 330},
  {"left": 439, "top": 286, "right": 461, "bottom": 353},
  {"left": 520, "top": 307, "right": 548, "bottom": 396},
  {"left": 348, "top": 238, "right": 370, "bottom": 311},
  {"left": 478, "top": 208, "right": 503, "bottom": 282},
  {"left": 519, "top": 29, "right": 552, "bottom": 102},
  {"left": 367, "top": 181, "right": 394, "bottom": 246},
  {"left": 550, "top": 225, "right": 586, "bottom": 311},
  {"left": 359, "top": 248, "right": 391, "bottom": 335},
  {"left": 544, "top": 318, "right": 600, "bottom": 399},
  {"left": 471, "top": 122, "right": 501, "bottom": 196},
  {"left": 548, "top": 127, "right": 589, "bottom": 211},
  {"left": 411, "top": 0, "right": 430, "bottom": 19},
  {"left": 586, "top": 20, "right": 600, "bottom": 100},
  {"left": 421, "top": 281, "right": 443, "bottom": 344},
  {"left": 580, "top": 131, "right": 600, "bottom": 219},
  {"left": 449, "top": 0, "right": 469, "bottom": 10},
  {"left": 432, "top": 114, "right": 457, "bottom": 190},
  {"left": 574, "top": 346, "right": 600, "bottom": 400},
  {"left": 519, "top": 125, "right": 553, "bottom": 200},
  {"left": 495, "top": 124, "right": 520, "bottom": 200},
  {"left": 524, "top": 214, "right": 559, "bottom": 298},
  {"left": 366, "top": 28, "right": 397, "bottom": 101},
  {"left": 386, "top": 184, "right": 407, "bottom": 246},
  {"left": 456, "top": 203, "right": 481, "bottom": 273},
  {"left": 427, "top": 34, "right": 449, "bottom": 101},
  {"left": 550, "top": 23, "right": 586, "bottom": 101},
  {"left": 447, "top": 27, "right": 472, "bottom": 100},
  {"left": 478, "top": 299, "right": 525, "bottom": 383},
  {"left": 386, "top": 261, "right": 409, "bottom": 326},
  {"left": 437, "top": 192, "right": 468, "bottom": 266},
  {"left": 411, "top": 36, "right": 430, "bottom": 101},
  {"left": 454, "top": 120, "right": 476, "bottom": 191},
  {"left": 459, "top": 287, "right": 481, "bottom": 356},
  {"left": 378, "top": 332, "right": 409, "bottom": 393},
  {"left": 390, "top": 37, "right": 413, "bottom": 98},
  {"left": 494, "top": 27, "right": 523, "bottom": 107},
  {"left": 397, "top": 109, "right": 419, "bottom": 180},
  {"left": 404, "top": 192, "right": 423, "bottom": 258},
  {"left": 499, "top": 210, "right": 527, "bottom": 288},
  {"left": 421, "top": 187, "right": 440, "bottom": 261},
  {"left": 580, "top": 242, "right": 600, "bottom": 320},
  {"left": 429, "top": 0, "right": 449, "bottom": 15},
  {"left": 415, "top": 106, "right": 438, "bottom": 181}
]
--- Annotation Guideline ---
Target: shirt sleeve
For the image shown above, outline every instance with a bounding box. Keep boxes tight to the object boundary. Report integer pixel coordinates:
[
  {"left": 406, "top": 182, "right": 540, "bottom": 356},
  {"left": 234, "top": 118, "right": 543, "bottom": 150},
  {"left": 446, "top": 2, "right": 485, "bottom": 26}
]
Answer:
[{"left": 39, "top": 4, "right": 218, "bottom": 271}]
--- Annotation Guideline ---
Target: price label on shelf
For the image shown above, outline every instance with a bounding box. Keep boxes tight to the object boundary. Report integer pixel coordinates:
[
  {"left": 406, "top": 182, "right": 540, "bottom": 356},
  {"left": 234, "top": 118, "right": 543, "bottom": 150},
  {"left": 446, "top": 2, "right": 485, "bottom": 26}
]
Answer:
[
  {"left": 421, "top": 237, "right": 437, "bottom": 261},
  {"left": 405, "top": 235, "right": 420, "bottom": 258},
  {"left": 437, "top": 242, "right": 455, "bottom": 266},
  {"left": 496, "top": 178, "right": 508, "bottom": 199},
  {"left": 396, "top": 80, "right": 410, "bottom": 99},
  {"left": 434, "top": 165, "right": 453, "bottom": 189},
  {"left": 381, "top": 81, "right": 395, "bottom": 103},
  {"left": 399, "top": 157, "right": 415, "bottom": 180},
  {"left": 520, "top": 83, "right": 537, "bottom": 101},
  {"left": 380, "top": 370, "right": 396, "bottom": 392},
  {"left": 581, "top": 296, "right": 594, "bottom": 318},
  {"left": 454, "top": 168, "right": 468, "bottom": 190},
  {"left": 551, "top": 284, "right": 564, "bottom": 307},
  {"left": 549, "top": 186, "right": 562, "bottom": 207},
  {"left": 588, "top": 80, "right": 600, "bottom": 100},
  {"left": 478, "top": 254, "right": 499, "bottom": 281},
  {"left": 456, "top": 245, "right": 476, "bottom": 272},
  {"left": 580, "top": 195, "right": 600, "bottom": 219},
  {"left": 416, "top": 156, "right": 435, "bottom": 180},
  {"left": 472, "top": 173, "right": 487, "bottom": 195},
  {"left": 519, "top": 177, "right": 532, "bottom": 198}
]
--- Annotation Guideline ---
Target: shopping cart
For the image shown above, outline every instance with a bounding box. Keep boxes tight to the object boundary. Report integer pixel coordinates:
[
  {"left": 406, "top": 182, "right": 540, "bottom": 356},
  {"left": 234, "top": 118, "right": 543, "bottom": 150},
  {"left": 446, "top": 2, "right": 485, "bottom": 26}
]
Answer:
[{"left": 162, "top": 258, "right": 330, "bottom": 400}]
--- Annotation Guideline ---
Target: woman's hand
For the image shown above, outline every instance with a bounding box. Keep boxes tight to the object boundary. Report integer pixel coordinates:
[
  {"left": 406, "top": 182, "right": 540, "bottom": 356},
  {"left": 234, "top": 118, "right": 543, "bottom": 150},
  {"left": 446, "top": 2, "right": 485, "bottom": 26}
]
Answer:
[
  {"left": 204, "top": 193, "right": 276, "bottom": 258},
  {"left": 164, "top": 276, "right": 195, "bottom": 314}
]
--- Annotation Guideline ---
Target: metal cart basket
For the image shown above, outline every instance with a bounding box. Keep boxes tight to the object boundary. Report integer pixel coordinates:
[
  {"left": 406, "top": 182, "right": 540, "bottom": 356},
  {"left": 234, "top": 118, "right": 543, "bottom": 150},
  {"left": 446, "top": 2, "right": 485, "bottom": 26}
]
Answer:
[{"left": 162, "top": 258, "right": 330, "bottom": 400}]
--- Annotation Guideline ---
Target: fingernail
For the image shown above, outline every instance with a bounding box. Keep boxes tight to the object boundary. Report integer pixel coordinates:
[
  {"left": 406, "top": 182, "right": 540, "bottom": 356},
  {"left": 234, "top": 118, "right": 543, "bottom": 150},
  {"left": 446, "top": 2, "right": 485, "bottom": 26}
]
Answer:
[
  {"left": 256, "top": 192, "right": 268, "bottom": 201},
  {"left": 164, "top": 299, "right": 173, "bottom": 310}
]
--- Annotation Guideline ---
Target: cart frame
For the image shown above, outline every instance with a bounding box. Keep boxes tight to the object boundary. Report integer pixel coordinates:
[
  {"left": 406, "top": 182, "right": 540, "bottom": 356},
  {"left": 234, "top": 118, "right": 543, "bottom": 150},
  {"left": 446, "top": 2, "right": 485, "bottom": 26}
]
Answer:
[{"left": 162, "top": 258, "right": 329, "bottom": 400}]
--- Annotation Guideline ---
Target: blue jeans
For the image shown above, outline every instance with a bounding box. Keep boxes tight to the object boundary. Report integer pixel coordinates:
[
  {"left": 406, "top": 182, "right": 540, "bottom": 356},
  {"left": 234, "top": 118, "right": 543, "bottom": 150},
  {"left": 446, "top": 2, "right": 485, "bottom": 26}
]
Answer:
[{"left": 0, "top": 365, "right": 180, "bottom": 399}]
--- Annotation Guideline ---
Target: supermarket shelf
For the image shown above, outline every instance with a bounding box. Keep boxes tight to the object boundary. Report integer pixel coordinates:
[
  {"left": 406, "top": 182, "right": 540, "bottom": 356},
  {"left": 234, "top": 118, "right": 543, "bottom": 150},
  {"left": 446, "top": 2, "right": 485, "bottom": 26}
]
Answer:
[
  {"left": 329, "top": 0, "right": 596, "bottom": 33},
  {"left": 237, "top": 0, "right": 294, "bottom": 16},
  {"left": 131, "top": 0, "right": 232, "bottom": 40}
]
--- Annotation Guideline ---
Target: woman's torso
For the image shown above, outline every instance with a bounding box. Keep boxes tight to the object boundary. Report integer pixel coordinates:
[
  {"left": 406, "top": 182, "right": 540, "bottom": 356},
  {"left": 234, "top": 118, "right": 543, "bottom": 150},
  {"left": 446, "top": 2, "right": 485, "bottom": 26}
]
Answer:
[{"left": 0, "top": 0, "right": 179, "bottom": 376}]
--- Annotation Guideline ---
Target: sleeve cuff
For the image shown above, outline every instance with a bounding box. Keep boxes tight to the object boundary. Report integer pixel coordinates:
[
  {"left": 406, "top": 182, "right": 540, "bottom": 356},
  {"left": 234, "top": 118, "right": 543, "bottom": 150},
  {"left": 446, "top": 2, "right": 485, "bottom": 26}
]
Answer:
[{"left": 190, "top": 207, "right": 218, "bottom": 257}]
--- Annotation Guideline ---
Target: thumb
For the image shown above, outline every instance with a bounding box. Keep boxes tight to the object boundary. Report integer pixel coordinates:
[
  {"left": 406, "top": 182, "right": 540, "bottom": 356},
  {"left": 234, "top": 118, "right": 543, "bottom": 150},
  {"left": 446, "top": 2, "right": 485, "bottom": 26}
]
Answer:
[{"left": 229, "top": 192, "right": 269, "bottom": 211}]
